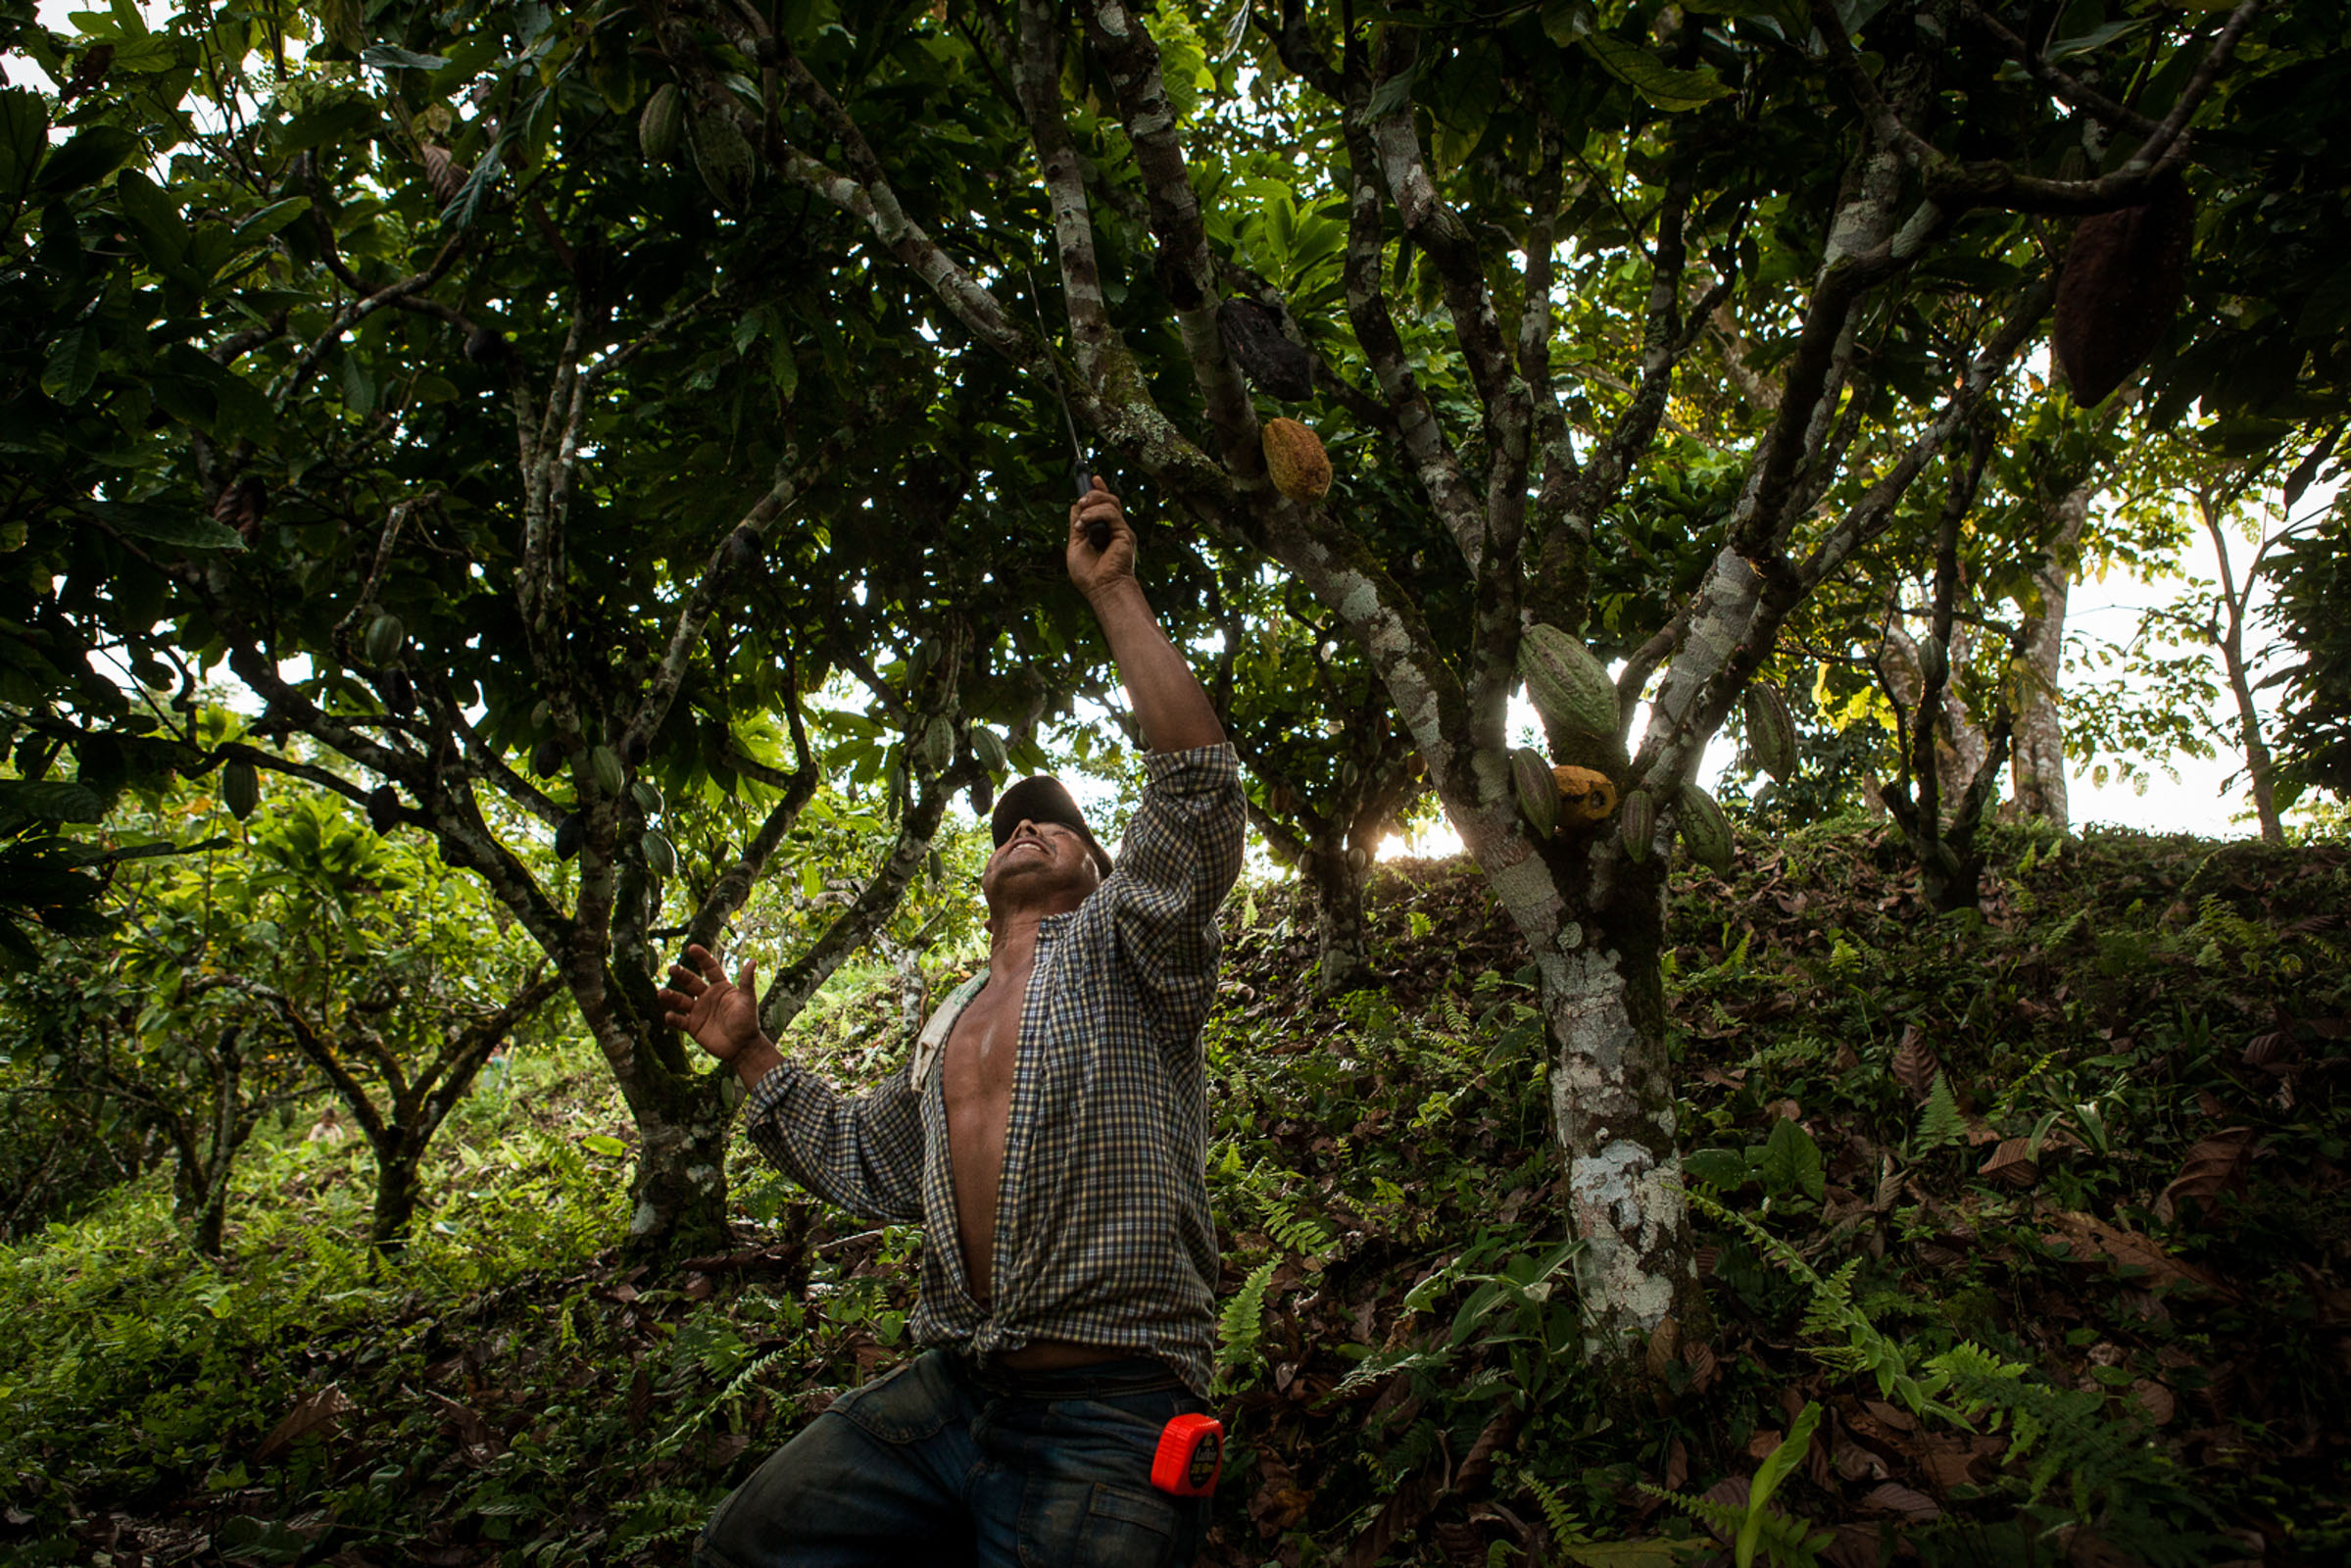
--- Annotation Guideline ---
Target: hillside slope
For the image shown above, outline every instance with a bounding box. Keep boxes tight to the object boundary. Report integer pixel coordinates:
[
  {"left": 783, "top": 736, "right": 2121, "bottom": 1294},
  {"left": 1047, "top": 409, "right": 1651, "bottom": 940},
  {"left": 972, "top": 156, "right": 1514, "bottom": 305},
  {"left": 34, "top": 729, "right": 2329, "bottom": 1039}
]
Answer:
[{"left": 1, "top": 822, "right": 2344, "bottom": 1566}]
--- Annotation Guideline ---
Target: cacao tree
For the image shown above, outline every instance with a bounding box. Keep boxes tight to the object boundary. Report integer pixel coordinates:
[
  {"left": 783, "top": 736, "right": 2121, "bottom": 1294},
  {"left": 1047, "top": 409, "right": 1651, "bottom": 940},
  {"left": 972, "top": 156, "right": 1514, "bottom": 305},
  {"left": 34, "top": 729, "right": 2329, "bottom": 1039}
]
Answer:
[
  {"left": 661, "top": 0, "right": 2286, "bottom": 1374},
  {"left": 19, "top": 0, "right": 1116, "bottom": 1255}
]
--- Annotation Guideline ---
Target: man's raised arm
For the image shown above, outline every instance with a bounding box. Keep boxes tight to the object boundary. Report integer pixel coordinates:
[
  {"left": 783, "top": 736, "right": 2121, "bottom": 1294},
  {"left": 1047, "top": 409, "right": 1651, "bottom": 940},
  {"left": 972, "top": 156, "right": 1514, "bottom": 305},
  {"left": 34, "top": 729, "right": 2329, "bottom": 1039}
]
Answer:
[{"left": 1065, "top": 480, "right": 1225, "bottom": 754}]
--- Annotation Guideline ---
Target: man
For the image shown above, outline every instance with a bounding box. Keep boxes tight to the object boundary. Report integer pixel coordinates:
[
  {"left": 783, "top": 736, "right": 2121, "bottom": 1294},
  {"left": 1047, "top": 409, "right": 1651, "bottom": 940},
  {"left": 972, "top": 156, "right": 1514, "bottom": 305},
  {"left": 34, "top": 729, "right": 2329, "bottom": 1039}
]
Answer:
[{"left": 661, "top": 479, "right": 1245, "bottom": 1568}]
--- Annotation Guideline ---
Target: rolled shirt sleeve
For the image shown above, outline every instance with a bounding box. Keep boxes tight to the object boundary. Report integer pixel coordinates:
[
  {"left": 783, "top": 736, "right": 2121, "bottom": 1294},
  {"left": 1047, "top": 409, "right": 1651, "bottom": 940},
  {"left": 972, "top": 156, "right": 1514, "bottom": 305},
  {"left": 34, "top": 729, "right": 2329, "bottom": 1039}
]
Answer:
[
  {"left": 741, "top": 1057, "right": 925, "bottom": 1224},
  {"left": 1099, "top": 743, "right": 1247, "bottom": 1048}
]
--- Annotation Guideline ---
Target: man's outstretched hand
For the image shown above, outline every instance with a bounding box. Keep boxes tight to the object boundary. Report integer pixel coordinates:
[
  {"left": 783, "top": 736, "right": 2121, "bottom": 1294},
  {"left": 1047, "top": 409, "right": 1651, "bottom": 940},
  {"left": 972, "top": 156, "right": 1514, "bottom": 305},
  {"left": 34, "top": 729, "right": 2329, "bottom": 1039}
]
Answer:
[
  {"left": 659, "top": 944, "right": 782, "bottom": 1086},
  {"left": 1066, "top": 478, "right": 1136, "bottom": 601}
]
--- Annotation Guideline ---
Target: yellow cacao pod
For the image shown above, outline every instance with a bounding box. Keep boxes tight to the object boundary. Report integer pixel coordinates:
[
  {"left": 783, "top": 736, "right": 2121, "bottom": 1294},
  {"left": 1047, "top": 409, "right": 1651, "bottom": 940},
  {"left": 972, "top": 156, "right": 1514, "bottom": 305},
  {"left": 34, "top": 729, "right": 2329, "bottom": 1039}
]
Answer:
[
  {"left": 1552, "top": 764, "right": 1617, "bottom": 829},
  {"left": 1262, "top": 417, "right": 1332, "bottom": 502}
]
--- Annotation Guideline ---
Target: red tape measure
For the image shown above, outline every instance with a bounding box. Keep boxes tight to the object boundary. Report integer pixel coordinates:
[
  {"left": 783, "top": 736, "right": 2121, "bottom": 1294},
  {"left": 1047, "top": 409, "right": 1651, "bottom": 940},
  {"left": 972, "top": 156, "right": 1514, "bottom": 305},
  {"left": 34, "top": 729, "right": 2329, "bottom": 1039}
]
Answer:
[{"left": 1149, "top": 1413, "right": 1223, "bottom": 1497}]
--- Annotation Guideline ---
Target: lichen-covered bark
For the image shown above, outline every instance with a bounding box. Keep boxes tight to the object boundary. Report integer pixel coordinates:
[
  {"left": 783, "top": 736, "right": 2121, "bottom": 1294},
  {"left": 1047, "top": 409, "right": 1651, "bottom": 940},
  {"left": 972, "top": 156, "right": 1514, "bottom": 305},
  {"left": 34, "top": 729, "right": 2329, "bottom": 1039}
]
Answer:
[{"left": 2010, "top": 485, "right": 2085, "bottom": 827}]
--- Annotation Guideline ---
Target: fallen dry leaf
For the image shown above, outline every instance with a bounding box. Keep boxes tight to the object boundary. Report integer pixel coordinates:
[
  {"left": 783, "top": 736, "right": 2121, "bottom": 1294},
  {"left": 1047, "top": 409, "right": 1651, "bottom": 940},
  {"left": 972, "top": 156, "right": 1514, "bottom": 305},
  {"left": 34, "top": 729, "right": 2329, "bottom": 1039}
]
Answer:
[
  {"left": 1891, "top": 1026, "right": 1940, "bottom": 1102},
  {"left": 1862, "top": 1481, "right": 1940, "bottom": 1522},
  {"left": 1980, "top": 1138, "right": 2039, "bottom": 1188},
  {"left": 253, "top": 1384, "right": 355, "bottom": 1464},
  {"left": 2155, "top": 1128, "right": 2261, "bottom": 1225},
  {"left": 2038, "top": 1210, "right": 2216, "bottom": 1292}
]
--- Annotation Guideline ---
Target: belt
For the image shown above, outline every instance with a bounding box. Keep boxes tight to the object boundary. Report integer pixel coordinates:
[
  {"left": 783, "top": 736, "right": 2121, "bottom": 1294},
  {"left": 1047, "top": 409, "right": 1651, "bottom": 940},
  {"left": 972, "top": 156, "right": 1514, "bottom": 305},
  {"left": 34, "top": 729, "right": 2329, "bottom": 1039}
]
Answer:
[{"left": 955, "top": 1352, "right": 1184, "bottom": 1399}]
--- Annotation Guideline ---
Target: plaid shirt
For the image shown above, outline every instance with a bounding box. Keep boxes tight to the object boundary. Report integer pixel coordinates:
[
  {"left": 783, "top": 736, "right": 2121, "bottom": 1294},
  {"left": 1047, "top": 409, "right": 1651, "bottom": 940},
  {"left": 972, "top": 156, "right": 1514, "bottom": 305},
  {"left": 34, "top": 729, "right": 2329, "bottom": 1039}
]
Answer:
[{"left": 742, "top": 744, "right": 1246, "bottom": 1398}]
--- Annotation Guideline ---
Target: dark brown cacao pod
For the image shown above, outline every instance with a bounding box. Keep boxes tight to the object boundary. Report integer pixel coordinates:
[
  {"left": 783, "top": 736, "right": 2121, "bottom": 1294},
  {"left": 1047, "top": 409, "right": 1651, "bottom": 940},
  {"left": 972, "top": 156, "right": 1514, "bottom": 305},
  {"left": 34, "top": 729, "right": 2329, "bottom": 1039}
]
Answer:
[
  {"left": 367, "top": 784, "right": 401, "bottom": 835},
  {"left": 1217, "top": 298, "right": 1316, "bottom": 401},
  {"left": 2052, "top": 176, "right": 2193, "bottom": 407}
]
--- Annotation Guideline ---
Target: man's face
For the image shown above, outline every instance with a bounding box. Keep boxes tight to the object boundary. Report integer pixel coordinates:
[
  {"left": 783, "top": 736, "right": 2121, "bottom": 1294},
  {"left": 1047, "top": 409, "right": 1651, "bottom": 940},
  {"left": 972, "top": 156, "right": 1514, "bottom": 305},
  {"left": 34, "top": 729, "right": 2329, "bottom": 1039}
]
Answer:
[{"left": 981, "top": 818, "right": 1102, "bottom": 914}]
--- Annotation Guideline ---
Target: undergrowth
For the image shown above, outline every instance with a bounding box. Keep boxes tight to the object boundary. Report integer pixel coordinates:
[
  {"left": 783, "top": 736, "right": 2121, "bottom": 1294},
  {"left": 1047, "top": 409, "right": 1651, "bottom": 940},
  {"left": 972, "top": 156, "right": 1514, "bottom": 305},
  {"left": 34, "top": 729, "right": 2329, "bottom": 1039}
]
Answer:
[{"left": 1, "top": 824, "right": 2346, "bottom": 1566}]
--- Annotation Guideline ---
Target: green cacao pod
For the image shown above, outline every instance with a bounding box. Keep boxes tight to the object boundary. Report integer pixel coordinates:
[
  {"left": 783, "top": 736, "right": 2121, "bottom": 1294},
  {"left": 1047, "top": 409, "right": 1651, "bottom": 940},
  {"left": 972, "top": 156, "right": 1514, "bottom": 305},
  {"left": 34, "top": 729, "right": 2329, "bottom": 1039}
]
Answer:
[
  {"left": 530, "top": 739, "right": 563, "bottom": 779},
  {"left": 367, "top": 784, "right": 401, "bottom": 836},
  {"left": 639, "top": 83, "right": 685, "bottom": 163},
  {"left": 691, "top": 107, "right": 758, "bottom": 212},
  {"left": 1916, "top": 632, "right": 1947, "bottom": 692},
  {"left": 589, "top": 744, "right": 626, "bottom": 798},
  {"left": 1744, "top": 683, "right": 1796, "bottom": 782},
  {"left": 384, "top": 668, "right": 416, "bottom": 718},
  {"left": 555, "top": 812, "right": 583, "bottom": 861},
  {"left": 530, "top": 699, "right": 553, "bottom": 731},
  {"left": 1261, "top": 417, "right": 1333, "bottom": 502},
  {"left": 365, "top": 612, "right": 404, "bottom": 667},
  {"left": 641, "top": 828, "right": 677, "bottom": 877},
  {"left": 1347, "top": 845, "right": 1371, "bottom": 873},
  {"left": 1620, "top": 787, "right": 1656, "bottom": 863},
  {"left": 972, "top": 726, "right": 1008, "bottom": 776},
  {"left": 1677, "top": 783, "right": 1733, "bottom": 872},
  {"left": 916, "top": 715, "right": 954, "bottom": 776},
  {"left": 1511, "top": 746, "right": 1558, "bottom": 839},
  {"left": 222, "top": 760, "right": 260, "bottom": 822},
  {"left": 630, "top": 779, "right": 664, "bottom": 814},
  {"left": 1519, "top": 624, "right": 1618, "bottom": 743}
]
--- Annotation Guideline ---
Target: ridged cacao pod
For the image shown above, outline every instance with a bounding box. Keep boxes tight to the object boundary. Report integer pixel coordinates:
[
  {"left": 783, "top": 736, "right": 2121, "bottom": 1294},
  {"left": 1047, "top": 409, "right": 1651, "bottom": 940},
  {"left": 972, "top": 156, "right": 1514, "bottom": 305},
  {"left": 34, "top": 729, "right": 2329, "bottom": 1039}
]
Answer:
[
  {"left": 1744, "top": 684, "right": 1796, "bottom": 782},
  {"left": 223, "top": 760, "right": 260, "bottom": 821},
  {"left": 384, "top": 668, "right": 416, "bottom": 719},
  {"left": 972, "top": 726, "right": 1008, "bottom": 776},
  {"left": 2052, "top": 175, "right": 2193, "bottom": 407},
  {"left": 916, "top": 715, "right": 954, "bottom": 776},
  {"left": 554, "top": 812, "right": 583, "bottom": 861},
  {"left": 1553, "top": 764, "right": 1618, "bottom": 829},
  {"left": 589, "top": 744, "right": 626, "bottom": 798},
  {"left": 639, "top": 83, "right": 685, "bottom": 163},
  {"left": 364, "top": 612, "right": 404, "bottom": 667},
  {"left": 1916, "top": 632, "right": 1947, "bottom": 692},
  {"left": 1347, "top": 845, "right": 1371, "bottom": 873},
  {"left": 1620, "top": 787, "right": 1657, "bottom": 863},
  {"left": 1677, "top": 783, "right": 1733, "bottom": 872},
  {"left": 1511, "top": 746, "right": 1558, "bottom": 839},
  {"left": 1262, "top": 417, "right": 1332, "bottom": 502},
  {"left": 630, "top": 779, "right": 664, "bottom": 814},
  {"left": 367, "top": 784, "right": 401, "bottom": 836},
  {"left": 641, "top": 829, "right": 677, "bottom": 878},
  {"left": 1519, "top": 623, "right": 1618, "bottom": 742},
  {"left": 691, "top": 107, "right": 758, "bottom": 212},
  {"left": 530, "top": 739, "right": 563, "bottom": 779}
]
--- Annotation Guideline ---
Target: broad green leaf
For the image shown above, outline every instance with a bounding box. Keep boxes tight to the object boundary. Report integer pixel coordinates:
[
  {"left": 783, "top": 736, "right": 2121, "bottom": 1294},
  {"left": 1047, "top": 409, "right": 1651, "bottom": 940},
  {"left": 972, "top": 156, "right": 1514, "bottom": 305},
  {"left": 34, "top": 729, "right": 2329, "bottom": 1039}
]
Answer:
[
  {"left": 115, "top": 168, "right": 191, "bottom": 273},
  {"left": 360, "top": 44, "right": 452, "bottom": 70},
  {"left": 580, "top": 1133, "right": 627, "bottom": 1156},
  {"left": 0, "top": 780, "right": 107, "bottom": 822},
  {"left": 1579, "top": 34, "right": 1733, "bottom": 111},
  {"left": 83, "top": 500, "right": 246, "bottom": 553},
  {"left": 40, "top": 324, "right": 101, "bottom": 405},
  {"left": 1540, "top": 0, "right": 1595, "bottom": 45},
  {"left": 231, "top": 196, "right": 313, "bottom": 242},
  {"left": 1760, "top": 1116, "right": 1824, "bottom": 1201},
  {"left": 0, "top": 89, "right": 48, "bottom": 193},
  {"left": 35, "top": 124, "right": 141, "bottom": 194}
]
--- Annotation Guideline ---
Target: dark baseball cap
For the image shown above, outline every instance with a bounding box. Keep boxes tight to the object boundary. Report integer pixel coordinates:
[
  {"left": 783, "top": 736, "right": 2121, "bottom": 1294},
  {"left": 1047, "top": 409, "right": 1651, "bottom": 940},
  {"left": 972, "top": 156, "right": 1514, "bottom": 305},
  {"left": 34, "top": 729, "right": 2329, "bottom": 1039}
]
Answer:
[{"left": 991, "top": 776, "right": 1113, "bottom": 879}]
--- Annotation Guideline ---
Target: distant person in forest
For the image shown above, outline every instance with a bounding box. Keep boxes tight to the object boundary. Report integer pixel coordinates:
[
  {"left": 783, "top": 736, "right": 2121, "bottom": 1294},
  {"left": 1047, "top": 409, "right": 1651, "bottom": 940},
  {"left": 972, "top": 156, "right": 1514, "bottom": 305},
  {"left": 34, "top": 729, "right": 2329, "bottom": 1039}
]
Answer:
[{"left": 659, "top": 479, "right": 1245, "bottom": 1568}]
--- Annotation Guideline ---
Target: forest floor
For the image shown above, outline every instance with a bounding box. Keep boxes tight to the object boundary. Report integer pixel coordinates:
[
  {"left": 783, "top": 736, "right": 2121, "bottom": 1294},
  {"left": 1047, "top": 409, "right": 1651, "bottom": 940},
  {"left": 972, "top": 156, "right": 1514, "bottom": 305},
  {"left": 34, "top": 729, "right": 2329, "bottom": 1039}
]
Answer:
[{"left": 2, "top": 820, "right": 2346, "bottom": 1567}]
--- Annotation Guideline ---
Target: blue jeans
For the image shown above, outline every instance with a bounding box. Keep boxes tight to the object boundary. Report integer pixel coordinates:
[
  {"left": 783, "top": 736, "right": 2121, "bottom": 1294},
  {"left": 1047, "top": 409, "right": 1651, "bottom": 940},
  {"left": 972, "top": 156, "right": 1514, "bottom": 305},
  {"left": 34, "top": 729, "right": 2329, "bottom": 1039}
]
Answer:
[{"left": 695, "top": 1351, "right": 1210, "bottom": 1568}]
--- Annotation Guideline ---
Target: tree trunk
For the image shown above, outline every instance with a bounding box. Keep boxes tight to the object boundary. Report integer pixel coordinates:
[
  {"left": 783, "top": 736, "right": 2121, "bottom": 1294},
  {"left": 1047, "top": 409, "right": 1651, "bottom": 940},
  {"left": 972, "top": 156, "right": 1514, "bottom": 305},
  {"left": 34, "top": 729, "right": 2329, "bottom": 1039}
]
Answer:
[
  {"left": 618, "top": 1063, "right": 736, "bottom": 1257},
  {"left": 368, "top": 1141, "right": 422, "bottom": 1253},
  {"left": 1301, "top": 843, "right": 1371, "bottom": 995},
  {"left": 2009, "top": 484, "right": 2085, "bottom": 828},
  {"left": 2200, "top": 490, "right": 2286, "bottom": 844},
  {"left": 1470, "top": 821, "right": 1699, "bottom": 1372}
]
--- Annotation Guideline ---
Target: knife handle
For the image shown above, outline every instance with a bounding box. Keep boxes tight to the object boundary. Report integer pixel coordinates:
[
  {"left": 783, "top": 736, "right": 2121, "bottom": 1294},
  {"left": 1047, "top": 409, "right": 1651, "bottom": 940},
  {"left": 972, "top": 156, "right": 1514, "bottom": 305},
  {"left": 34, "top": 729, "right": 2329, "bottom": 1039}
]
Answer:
[{"left": 1075, "top": 467, "right": 1110, "bottom": 550}]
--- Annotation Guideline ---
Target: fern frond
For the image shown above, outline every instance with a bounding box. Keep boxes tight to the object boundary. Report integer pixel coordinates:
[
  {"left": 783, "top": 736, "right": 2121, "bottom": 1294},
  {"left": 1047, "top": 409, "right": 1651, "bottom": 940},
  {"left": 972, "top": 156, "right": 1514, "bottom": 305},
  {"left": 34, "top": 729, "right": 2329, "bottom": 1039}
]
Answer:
[
  {"left": 1215, "top": 1258, "right": 1278, "bottom": 1390},
  {"left": 1520, "top": 1473, "right": 1592, "bottom": 1548}
]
